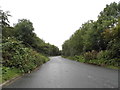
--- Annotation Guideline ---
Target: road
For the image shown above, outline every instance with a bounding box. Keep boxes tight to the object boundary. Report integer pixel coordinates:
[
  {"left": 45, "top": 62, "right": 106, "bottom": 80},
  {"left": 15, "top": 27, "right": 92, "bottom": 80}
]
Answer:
[{"left": 3, "top": 56, "right": 118, "bottom": 88}]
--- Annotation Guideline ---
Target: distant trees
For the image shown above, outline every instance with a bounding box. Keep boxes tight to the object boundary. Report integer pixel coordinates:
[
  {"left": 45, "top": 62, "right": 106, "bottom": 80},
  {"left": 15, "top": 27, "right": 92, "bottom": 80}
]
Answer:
[{"left": 62, "top": 2, "right": 120, "bottom": 65}]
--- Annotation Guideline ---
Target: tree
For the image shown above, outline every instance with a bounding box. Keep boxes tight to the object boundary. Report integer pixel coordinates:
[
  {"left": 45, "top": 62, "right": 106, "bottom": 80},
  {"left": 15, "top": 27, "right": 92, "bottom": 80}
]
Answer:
[
  {"left": 0, "top": 10, "right": 11, "bottom": 28},
  {"left": 14, "top": 19, "right": 35, "bottom": 47},
  {"left": 96, "top": 2, "right": 120, "bottom": 50}
]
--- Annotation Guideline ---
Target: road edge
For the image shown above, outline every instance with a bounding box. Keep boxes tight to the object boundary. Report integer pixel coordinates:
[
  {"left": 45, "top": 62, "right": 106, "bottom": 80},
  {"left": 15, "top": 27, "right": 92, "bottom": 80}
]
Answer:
[
  {"left": 0, "top": 63, "right": 43, "bottom": 89},
  {"left": 0, "top": 73, "right": 24, "bottom": 89}
]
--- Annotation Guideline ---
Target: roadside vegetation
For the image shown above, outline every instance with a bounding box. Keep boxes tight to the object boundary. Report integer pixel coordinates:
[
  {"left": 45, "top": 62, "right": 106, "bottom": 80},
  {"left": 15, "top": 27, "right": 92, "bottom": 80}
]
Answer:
[
  {"left": 0, "top": 9, "right": 61, "bottom": 84},
  {"left": 62, "top": 2, "right": 120, "bottom": 69}
]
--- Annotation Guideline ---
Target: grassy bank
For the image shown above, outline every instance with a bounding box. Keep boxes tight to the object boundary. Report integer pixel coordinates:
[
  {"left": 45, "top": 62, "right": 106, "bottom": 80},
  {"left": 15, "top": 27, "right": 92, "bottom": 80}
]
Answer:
[
  {"left": 63, "top": 56, "right": 119, "bottom": 69},
  {"left": 1, "top": 67, "right": 22, "bottom": 84}
]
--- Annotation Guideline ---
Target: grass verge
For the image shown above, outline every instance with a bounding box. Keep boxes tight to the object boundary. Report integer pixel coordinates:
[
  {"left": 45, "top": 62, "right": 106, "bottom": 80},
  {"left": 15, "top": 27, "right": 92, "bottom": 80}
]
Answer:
[{"left": 1, "top": 67, "right": 22, "bottom": 84}]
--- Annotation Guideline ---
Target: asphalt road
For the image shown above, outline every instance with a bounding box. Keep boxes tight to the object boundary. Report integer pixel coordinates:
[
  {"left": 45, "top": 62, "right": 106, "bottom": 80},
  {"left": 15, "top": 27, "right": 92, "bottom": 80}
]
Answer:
[{"left": 3, "top": 56, "right": 118, "bottom": 88}]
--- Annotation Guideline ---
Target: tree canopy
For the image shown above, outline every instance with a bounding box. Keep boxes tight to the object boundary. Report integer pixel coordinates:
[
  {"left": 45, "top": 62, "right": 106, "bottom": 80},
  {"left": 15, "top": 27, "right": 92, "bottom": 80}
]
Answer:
[{"left": 62, "top": 2, "right": 120, "bottom": 60}]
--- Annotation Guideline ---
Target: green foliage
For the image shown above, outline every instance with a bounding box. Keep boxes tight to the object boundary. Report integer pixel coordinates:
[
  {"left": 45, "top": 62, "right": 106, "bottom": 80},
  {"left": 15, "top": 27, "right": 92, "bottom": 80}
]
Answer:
[
  {"left": 83, "top": 50, "right": 98, "bottom": 61},
  {"left": 62, "top": 2, "right": 120, "bottom": 67},
  {"left": 14, "top": 19, "right": 34, "bottom": 46},
  {"left": 2, "top": 27, "right": 15, "bottom": 38},
  {"left": 62, "top": 2, "right": 120, "bottom": 55},
  {"left": 2, "top": 67, "right": 21, "bottom": 83},
  {"left": 13, "top": 19, "right": 60, "bottom": 56},
  {"left": 97, "top": 50, "right": 111, "bottom": 60},
  {"left": 72, "top": 55, "right": 85, "bottom": 62},
  {"left": 88, "top": 59, "right": 119, "bottom": 67},
  {"left": 2, "top": 37, "right": 49, "bottom": 73},
  {"left": 42, "top": 43, "right": 60, "bottom": 56}
]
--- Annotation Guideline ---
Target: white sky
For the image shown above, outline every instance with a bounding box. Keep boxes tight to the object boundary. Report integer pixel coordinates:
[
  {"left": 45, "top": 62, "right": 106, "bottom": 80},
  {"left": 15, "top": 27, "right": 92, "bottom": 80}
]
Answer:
[{"left": 0, "top": 0, "right": 119, "bottom": 50}]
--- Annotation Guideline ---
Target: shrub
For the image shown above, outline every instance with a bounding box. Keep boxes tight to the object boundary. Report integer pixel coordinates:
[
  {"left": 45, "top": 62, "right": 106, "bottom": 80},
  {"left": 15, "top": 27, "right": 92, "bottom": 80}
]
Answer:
[
  {"left": 97, "top": 50, "right": 111, "bottom": 60},
  {"left": 97, "top": 50, "right": 119, "bottom": 66},
  {"left": 83, "top": 50, "right": 98, "bottom": 61},
  {"left": 2, "top": 37, "right": 49, "bottom": 73}
]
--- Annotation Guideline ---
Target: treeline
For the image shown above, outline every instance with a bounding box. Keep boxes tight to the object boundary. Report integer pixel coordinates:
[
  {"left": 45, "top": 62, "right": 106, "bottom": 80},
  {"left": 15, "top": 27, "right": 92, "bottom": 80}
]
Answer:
[
  {"left": 0, "top": 9, "right": 60, "bottom": 82},
  {"left": 62, "top": 2, "right": 120, "bottom": 67},
  {"left": 2, "top": 18, "right": 60, "bottom": 56}
]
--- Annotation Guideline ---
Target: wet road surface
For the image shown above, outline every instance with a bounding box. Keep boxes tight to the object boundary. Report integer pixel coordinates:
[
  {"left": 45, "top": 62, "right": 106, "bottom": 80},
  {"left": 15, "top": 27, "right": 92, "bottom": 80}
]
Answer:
[{"left": 3, "top": 56, "right": 118, "bottom": 88}]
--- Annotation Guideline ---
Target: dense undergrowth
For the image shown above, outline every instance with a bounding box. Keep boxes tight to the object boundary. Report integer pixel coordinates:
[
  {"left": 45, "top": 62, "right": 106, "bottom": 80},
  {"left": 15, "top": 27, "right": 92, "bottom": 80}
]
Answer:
[
  {"left": 1, "top": 37, "right": 49, "bottom": 83},
  {"left": 63, "top": 55, "right": 119, "bottom": 69}
]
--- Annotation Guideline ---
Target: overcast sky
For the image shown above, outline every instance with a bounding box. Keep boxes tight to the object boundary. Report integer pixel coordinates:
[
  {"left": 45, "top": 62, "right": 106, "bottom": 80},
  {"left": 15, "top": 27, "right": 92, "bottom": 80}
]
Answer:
[{"left": 1, "top": 0, "right": 119, "bottom": 50}]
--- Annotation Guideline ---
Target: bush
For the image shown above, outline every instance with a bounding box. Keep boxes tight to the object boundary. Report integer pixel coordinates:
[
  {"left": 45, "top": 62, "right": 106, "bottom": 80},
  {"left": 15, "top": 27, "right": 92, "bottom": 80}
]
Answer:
[
  {"left": 2, "top": 37, "right": 49, "bottom": 73},
  {"left": 97, "top": 50, "right": 111, "bottom": 60},
  {"left": 105, "top": 59, "right": 119, "bottom": 66},
  {"left": 96, "top": 50, "right": 119, "bottom": 66},
  {"left": 83, "top": 50, "right": 98, "bottom": 61}
]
